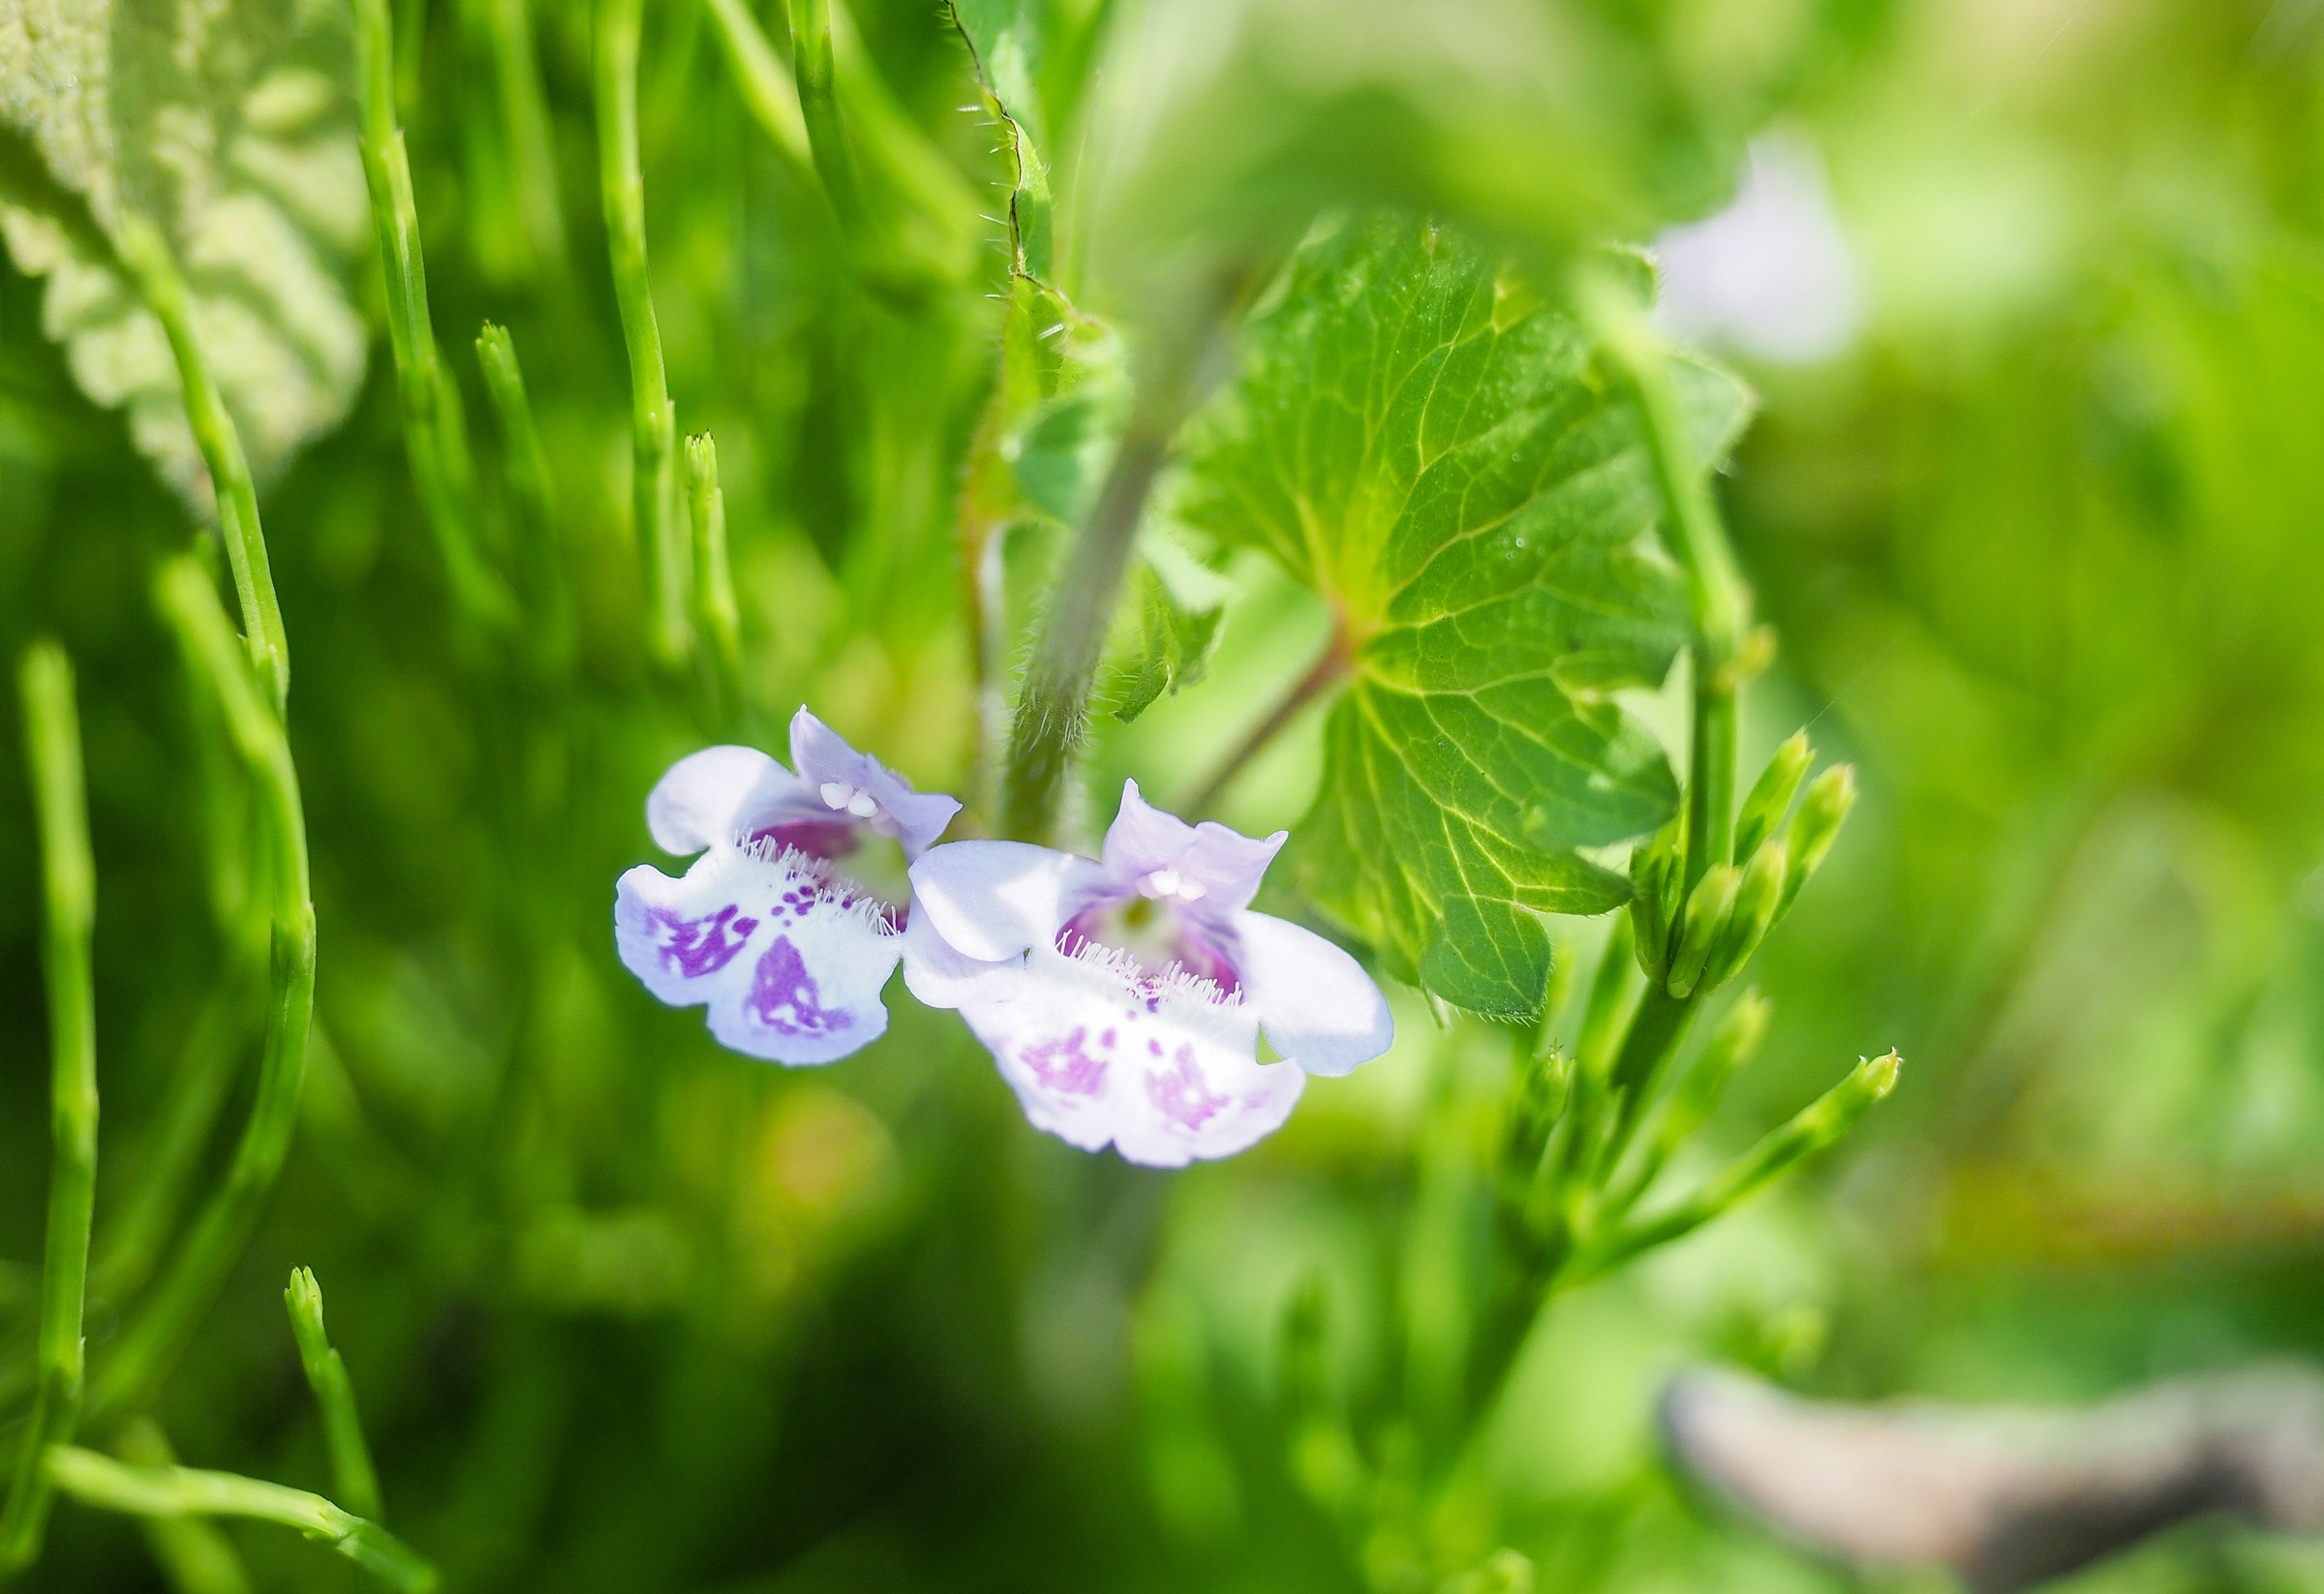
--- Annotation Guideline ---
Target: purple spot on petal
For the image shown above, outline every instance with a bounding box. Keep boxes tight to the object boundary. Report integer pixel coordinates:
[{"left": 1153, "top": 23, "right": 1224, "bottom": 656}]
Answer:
[
  {"left": 1147, "top": 1038, "right": 1162, "bottom": 1057},
  {"left": 1101, "top": 1029, "right": 1116, "bottom": 1049},
  {"left": 1148, "top": 1044, "right": 1228, "bottom": 1131},
  {"left": 745, "top": 936, "right": 853, "bottom": 1037},
  {"left": 652, "top": 904, "right": 758, "bottom": 978},
  {"left": 1023, "top": 1027, "right": 1107, "bottom": 1095}
]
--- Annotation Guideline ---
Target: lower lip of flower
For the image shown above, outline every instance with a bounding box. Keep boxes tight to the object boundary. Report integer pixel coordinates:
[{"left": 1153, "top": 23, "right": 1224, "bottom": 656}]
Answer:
[{"left": 1056, "top": 895, "right": 1242, "bottom": 996}]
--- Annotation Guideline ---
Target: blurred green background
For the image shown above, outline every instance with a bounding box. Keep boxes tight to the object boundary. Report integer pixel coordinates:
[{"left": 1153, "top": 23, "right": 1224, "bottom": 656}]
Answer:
[{"left": 9, "top": 0, "right": 2324, "bottom": 1588}]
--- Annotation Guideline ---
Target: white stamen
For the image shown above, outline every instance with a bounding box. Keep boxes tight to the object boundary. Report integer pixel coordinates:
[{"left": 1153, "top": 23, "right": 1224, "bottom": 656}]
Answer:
[
  {"left": 1177, "top": 878, "right": 1207, "bottom": 902},
  {"left": 1141, "top": 869, "right": 1183, "bottom": 899},
  {"left": 846, "top": 790, "right": 880, "bottom": 818},
  {"left": 820, "top": 782, "right": 854, "bottom": 811}
]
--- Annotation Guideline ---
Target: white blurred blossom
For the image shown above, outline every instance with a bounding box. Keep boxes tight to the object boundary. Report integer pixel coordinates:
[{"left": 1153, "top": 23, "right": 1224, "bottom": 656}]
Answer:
[{"left": 1655, "top": 137, "right": 1862, "bottom": 365}]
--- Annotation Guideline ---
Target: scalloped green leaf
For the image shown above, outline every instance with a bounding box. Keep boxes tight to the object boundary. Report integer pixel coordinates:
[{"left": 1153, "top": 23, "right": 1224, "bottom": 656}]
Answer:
[
  {"left": 1175, "top": 214, "right": 1752, "bottom": 1018},
  {"left": 0, "top": 0, "right": 368, "bottom": 506}
]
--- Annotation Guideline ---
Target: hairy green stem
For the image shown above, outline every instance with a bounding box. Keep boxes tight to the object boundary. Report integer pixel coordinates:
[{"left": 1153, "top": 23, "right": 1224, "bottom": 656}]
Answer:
[
  {"left": 284, "top": 1271, "right": 383, "bottom": 1523},
  {"left": 46, "top": 1450, "right": 436, "bottom": 1594},
  {"left": 112, "top": 221, "right": 288, "bottom": 714},
  {"left": 999, "top": 427, "right": 1170, "bottom": 840},
  {"left": 93, "top": 567, "right": 317, "bottom": 1425},
  {"left": 1001, "top": 279, "right": 1241, "bottom": 841},
  {"left": 352, "top": 0, "right": 514, "bottom": 629},
  {"left": 0, "top": 646, "right": 101, "bottom": 1574},
  {"left": 596, "top": 0, "right": 691, "bottom": 666}
]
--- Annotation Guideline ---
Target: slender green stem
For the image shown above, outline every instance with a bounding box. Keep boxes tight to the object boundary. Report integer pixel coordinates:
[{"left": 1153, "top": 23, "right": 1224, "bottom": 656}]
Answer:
[
  {"left": 705, "top": 0, "right": 811, "bottom": 167},
  {"left": 685, "top": 434, "right": 745, "bottom": 724},
  {"left": 1180, "top": 623, "right": 1351, "bottom": 817},
  {"left": 115, "top": 1421, "right": 253, "bottom": 1594},
  {"left": 45, "top": 1449, "right": 436, "bottom": 1594},
  {"left": 283, "top": 1271, "right": 383, "bottom": 1523},
  {"left": 1596, "top": 985, "right": 1697, "bottom": 1180},
  {"left": 1570, "top": 1053, "right": 1901, "bottom": 1283},
  {"left": 1686, "top": 681, "right": 1735, "bottom": 898},
  {"left": 476, "top": 323, "right": 573, "bottom": 677},
  {"left": 1587, "top": 273, "right": 1752, "bottom": 893},
  {"left": 999, "top": 426, "right": 1170, "bottom": 840},
  {"left": 0, "top": 645, "right": 101, "bottom": 1574},
  {"left": 93, "top": 566, "right": 317, "bottom": 1425},
  {"left": 1001, "top": 276, "right": 1242, "bottom": 841},
  {"left": 352, "top": 0, "right": 514, "bottom": 629},
  {"left": 789, "top": 0, "right": 862, "bottom": 230},
  {"left": 480, "top": 0, "right": 566, "bottom": 275},
  {"left": 91, "top": 970, "right": 260, "bottom": 1304},
  {"left": 596, "top": 0, "right": 691, "bottom": 666},
  {"left": 112, "top": 221, "right": 288, "bottom": 715}
]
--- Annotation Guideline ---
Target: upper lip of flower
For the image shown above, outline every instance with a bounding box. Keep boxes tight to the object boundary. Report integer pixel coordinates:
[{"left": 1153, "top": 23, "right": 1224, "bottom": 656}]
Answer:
[{"left": 645, "top": 708, "right": 963, "bottom": 868}]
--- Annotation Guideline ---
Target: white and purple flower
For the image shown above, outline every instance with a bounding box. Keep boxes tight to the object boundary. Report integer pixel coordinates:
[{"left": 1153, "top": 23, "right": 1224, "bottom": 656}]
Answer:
[
  {"left": 902, "top": 781, "right": 1393, "bottom": 1166},
  {"left": 615, "top": 709, "right": 961, "bottom": 1064}
]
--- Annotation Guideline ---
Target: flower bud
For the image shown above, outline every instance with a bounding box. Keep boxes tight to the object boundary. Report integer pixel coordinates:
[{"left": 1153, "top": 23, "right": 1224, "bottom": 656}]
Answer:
[
  {"left": 1666, "top": 863, "right": 1739, "bottom": 998},
  {"left": 1628, "top": 818, "right": 1683, "bottom": 980},
  {"left": 1733, "top": 731, "right": 1812, "bottom": 864},
  {"left": 1699, "top": 839, "right": 1787, "bottom": 992},
  {"left": 1777, "top": 764, "right": 1857, "bottom": 919}
]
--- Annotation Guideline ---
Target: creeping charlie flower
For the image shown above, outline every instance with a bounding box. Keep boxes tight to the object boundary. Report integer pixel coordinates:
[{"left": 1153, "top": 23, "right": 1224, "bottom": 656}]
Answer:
[
  {"left": 616, "top": 709, "right": 960, "bottom": 1064},
  {"left": 902, "top": 782, "right": 1393, "bottom": 1166}
]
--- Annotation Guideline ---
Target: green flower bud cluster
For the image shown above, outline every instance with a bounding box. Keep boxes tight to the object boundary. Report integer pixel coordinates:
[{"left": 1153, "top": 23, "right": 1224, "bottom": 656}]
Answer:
[{"left": 1631, "top": 732, "right": 1857, "bottom": 998}]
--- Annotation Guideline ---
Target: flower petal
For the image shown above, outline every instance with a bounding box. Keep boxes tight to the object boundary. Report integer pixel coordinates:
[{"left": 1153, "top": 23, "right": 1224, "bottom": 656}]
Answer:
[
  {"left": 615, "top": 847, "right": 899, "bottom": 1065},
  {"left": 939, "top": 945, "right": 1305, "bottom": 1167},
  {"left": 647, "top": 746, "right": 817, "bottom": 855},
  {"left": 899, "top": 903, "right": 1022, "bottom": 1009},
  {"left": 907, "top": 840, "right": 1109, "bottom": 963},
  {"left": 1103, "top": 780, "right": 1284, "bottom": 911},
  {"left": 1234, "top": 911, "right": 1395, "bottom": 1078},
  {"left": 788, "top": 707, "right": 962, "bottom": 858}
]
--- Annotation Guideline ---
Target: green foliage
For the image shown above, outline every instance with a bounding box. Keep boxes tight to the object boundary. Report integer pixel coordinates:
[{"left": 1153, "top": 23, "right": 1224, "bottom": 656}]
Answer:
[
  {"left": 0, "top": 0, "right": 367, "bottom": 500},
  {"left": 9, "top": 1, "right": 2324, "bottom": 1592},
  {"left": 1177, "top": 216, "right": 1750, "bottom": 1015}
]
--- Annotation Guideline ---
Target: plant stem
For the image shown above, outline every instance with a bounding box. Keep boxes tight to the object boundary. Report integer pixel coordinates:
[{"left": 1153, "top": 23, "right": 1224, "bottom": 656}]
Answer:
[
  {"left": 706, "top": 0, "right": 811, "bottom": 168},
  {"left": 1180, "top": 622, "right": 1352, "bottom": 816},
  {"left": 283, "top": 1271, "right": 383, "bottom": 1523},
  {"left": 94, "top": 566, "right": 317, "bottom": 1425},
  {"left": 1000, "top": 275, "right": 1243, "bottom": 841},
  {"left": 596, "top": 0, "right": 691, "bottom": 667},
  {"left": 90, "top": 969, "right": 259, "bottom": 1304},
  {"left": 112, "top": 220, "right": 288, "bottom": 715},
  {"left": 0, "top": 645, "right": 101, "bottom": 1574},
  {"left": 480, "top": 0, "right": 566, "bottom": 276},
  {"left": 1596, "top": 984, "right": 1697, "bottom": 1180},
  {"left": 685, "top": 434, "right": 745, "bottom": 726},
  {"left": 352, "top": 0, "right": 514, "bottom": 631},
  {"left": 115, "top": 1421, "right": 253, "bottom": 1594},
  {"left": 1570, "top": 1053, "right": 1901, "bottom": 1283},
  {"left": 45, "top": 1450, "right": 436, "bottom": 1594},
  {"left": 476, "top": 323, "right": 573, "bottom": 678},
  {"left": 788, "top": 0, "right": 862, "bottom": 236},
  {"left": 1588, "top": 277, "right": 1751, "bottom": 892}
]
